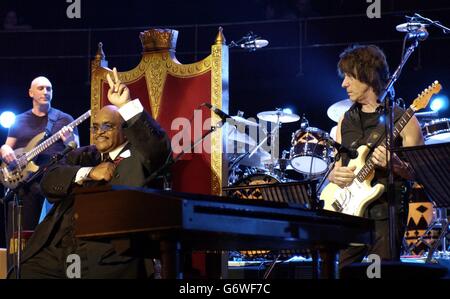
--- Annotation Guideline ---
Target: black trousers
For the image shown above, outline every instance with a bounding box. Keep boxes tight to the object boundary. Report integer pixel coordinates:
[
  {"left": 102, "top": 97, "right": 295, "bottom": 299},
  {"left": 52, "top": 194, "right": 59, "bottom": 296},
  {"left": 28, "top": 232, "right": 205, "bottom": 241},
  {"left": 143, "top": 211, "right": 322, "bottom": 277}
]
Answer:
[
  {"left": 339, "top": 190, "right": 409, "bottom": 269},
  {"left": 9, "top": 240, "right": 151, "bottom": 279}
]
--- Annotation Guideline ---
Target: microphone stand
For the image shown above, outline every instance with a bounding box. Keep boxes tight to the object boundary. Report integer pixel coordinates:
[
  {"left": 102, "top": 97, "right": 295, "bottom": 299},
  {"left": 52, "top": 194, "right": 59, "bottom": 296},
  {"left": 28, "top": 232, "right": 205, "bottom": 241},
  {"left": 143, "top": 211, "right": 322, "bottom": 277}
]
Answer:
[
  {"left": 316, "top": 153, "right": 340, "bottom": 210},
  {"left": 3, "top": 149, "right": 73, "bottom": 278},
  {"left": 411, "top": 13, "right": 450, "bottom": 34},
  {"left": 145, "top": 119, "right": 227, "bottom": 188},
  {"left": 379, "top": 34, "right": 423, "bottom": 261}
]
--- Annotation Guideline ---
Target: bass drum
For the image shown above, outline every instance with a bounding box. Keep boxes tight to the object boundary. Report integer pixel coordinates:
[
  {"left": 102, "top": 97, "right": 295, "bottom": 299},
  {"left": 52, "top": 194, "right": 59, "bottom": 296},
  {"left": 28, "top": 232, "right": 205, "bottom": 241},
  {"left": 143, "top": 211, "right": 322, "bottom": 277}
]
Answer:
[
  {"left": 225, "top": 173, "right": 281, "bottom": 200},
  {"left": 422, "top": 118, "right": 450, "bottom": 144}
]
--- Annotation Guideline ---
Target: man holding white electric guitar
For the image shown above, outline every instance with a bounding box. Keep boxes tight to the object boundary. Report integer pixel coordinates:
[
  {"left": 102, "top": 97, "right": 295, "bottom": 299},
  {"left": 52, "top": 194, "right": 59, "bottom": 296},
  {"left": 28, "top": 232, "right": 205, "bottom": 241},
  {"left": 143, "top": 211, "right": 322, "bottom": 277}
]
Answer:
[
  {"left": 0, "top": 76, "right": 80, "bottom": 239},
  {"left": 322, "top": 45, "right": 429, "bottom": 268}
]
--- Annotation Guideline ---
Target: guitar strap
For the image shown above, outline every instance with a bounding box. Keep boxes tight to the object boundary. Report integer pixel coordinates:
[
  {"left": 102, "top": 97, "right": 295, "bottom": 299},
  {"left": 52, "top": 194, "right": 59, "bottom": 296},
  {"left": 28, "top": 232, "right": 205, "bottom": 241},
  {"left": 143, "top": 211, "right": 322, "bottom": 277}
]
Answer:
[
  {"left": 44, "top": 108, "right": 61, "bottom": 139},
  {"left": 39, "top": 107, "right": 61, "bottom": 223},
  {"left": 364, "top": 106, "right": 404, "bottom": 149}
]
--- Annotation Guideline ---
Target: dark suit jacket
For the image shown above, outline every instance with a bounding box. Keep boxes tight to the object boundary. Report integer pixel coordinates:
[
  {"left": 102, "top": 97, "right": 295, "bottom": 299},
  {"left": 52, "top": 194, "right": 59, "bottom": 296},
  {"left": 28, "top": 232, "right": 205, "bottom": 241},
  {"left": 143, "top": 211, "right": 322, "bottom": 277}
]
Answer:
[{"left": 18, "top": 111, "right": 171, "bottom": 278}]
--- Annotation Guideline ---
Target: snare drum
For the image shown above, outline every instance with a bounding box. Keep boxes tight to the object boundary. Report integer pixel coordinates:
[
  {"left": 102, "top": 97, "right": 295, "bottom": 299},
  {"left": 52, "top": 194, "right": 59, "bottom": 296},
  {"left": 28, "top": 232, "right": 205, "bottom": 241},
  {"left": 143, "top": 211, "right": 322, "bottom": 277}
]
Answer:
[
  {"left": 422, "top": 118, "right": 450, "bottom": 144},
  {"left": 289, "top": 127, "right": 331, "bottom": 175}
]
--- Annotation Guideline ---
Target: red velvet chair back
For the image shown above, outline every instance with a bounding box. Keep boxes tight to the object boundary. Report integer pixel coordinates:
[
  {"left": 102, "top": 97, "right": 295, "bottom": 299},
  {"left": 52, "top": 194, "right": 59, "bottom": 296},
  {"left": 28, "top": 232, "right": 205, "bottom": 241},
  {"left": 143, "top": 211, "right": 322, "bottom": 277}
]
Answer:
[{"left": 90, "top": 28, "right": 229, "bottom": 195}]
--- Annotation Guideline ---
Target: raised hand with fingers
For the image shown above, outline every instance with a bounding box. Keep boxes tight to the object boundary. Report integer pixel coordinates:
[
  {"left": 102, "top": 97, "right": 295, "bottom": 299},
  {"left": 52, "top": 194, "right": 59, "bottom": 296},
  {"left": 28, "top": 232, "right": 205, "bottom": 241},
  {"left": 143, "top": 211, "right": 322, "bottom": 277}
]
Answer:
[{"left": 106, "top": 67, "right": 131, "bottom": 108}]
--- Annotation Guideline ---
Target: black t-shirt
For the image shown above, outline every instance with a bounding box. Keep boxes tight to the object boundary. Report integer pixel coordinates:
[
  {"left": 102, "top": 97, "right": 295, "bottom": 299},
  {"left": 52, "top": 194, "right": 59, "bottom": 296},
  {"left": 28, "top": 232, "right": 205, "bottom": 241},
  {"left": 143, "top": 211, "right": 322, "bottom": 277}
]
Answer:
[{"left": 8, "top": 108, "right": 78, "bottom": 165}]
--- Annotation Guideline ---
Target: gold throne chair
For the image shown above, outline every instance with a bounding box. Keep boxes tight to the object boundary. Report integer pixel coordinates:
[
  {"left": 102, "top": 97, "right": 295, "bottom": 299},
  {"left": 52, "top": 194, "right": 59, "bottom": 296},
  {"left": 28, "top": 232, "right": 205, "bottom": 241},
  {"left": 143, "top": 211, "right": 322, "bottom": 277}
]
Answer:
[{"left": 90, "top": 28, "right": 229, "bottom": 196}]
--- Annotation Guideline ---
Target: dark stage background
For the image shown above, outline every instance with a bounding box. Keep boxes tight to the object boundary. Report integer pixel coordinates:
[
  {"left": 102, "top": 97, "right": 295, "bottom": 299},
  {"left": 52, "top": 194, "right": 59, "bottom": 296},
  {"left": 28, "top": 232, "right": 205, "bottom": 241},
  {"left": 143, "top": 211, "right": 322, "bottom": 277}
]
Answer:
[{"left": 0, "top": 0, "right": 450, "bottom": 247}]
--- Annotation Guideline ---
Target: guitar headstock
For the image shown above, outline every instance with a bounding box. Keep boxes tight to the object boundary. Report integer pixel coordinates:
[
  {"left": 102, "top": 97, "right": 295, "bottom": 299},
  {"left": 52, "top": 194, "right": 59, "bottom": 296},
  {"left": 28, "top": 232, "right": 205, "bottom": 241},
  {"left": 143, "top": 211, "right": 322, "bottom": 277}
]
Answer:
[{"left": 411, "top": 81, "right": 442, "bottom": 111}]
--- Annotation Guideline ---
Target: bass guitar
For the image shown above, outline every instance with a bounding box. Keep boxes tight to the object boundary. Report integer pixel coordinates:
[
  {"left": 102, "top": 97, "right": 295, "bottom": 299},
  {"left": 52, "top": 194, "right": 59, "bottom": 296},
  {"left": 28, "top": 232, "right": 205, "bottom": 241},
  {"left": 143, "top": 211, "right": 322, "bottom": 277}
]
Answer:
[{"left": 0, "top": 110, "right": 91, "bottom": 189}]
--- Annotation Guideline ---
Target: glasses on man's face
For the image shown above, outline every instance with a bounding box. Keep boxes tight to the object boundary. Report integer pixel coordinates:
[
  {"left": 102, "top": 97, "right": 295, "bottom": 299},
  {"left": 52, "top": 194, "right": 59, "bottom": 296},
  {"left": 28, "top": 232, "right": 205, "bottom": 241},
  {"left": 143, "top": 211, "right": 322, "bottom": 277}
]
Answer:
[{"left": 90, "top": 123, "right": 116, "bottom": 133}]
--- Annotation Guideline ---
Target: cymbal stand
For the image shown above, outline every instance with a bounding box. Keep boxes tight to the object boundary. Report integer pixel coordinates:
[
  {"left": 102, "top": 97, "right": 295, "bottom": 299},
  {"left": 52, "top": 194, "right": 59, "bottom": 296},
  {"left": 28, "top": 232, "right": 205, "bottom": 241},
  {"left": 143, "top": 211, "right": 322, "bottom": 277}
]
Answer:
[
  {"left": 229, "top": 121, "right": 280, "bottom": 174},
  {"left": 252, "top": 112, "right": 282, "bottom": 175},
  {"left": 421, "top": 207, "right": 450, "bottom": 262}
]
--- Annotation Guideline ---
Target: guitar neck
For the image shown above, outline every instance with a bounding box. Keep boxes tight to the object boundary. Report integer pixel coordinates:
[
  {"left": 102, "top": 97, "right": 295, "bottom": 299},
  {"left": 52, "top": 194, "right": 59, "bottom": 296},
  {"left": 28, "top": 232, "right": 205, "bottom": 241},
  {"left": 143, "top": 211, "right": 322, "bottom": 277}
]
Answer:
[
  {"left": 25, "top": 110, "right": 91, "bottom": 161},
  {"left": 355, "top": 107, "right": 416, "bottom": 183}
]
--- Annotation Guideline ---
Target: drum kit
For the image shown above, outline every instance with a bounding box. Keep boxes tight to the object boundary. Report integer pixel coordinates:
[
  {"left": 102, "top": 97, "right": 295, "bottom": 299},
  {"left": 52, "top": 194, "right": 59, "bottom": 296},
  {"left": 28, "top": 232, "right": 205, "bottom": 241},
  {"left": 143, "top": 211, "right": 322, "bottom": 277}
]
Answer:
[
  {"left": 227, "top": 99, "right": 450, "bottom": 193},
  {"left": 227, "top": 108, "right": 337, "bottom": 187}
]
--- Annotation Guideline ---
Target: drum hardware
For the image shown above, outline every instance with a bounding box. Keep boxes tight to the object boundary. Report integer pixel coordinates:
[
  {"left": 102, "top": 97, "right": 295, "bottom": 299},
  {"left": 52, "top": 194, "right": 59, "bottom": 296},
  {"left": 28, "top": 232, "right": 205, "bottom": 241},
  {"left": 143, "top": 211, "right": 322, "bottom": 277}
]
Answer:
[
  {"left": 422, "top": 118, "right": 450, "bottom": 144},
  {"left": 300, "top": 113, "right": 309, "bottom": 129},
  {"left": 275, "top": 151, "right": 290, "bottom": 181},
  {"left": 229, "top": 109, "right": 302, "bottom": 187},
  {"left": 422, "top": 208, "right": 449, "bottom": 261},
  {"left": 405, "top": 204, "right": 450, "bottom": 261},
  {"left": 416, "top": 110, "right": 439, "bottom": 118},
  {"left": 255, "top": 109, "right": 299, "bottom": 172},
  {"left": 416, "top": 110, "right": 439, "bottom": 127},
  {"left": 228, "top": 129, "right": 273, "bottom": 171}
]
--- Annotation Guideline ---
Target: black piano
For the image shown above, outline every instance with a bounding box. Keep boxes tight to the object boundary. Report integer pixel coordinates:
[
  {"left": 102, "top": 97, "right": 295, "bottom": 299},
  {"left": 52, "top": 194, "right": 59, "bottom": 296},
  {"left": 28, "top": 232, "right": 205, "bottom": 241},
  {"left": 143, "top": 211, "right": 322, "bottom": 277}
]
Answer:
[{"left": 73, "top": 185, "right": 374, "bottom": 278}]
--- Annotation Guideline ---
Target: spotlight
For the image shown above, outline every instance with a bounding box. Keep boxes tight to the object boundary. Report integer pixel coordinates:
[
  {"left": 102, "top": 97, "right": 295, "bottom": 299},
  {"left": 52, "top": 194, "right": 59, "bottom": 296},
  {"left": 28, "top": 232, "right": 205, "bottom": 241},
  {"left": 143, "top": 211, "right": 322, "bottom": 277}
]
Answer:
[
  {"left": 430, "top": 96, "right": 448, "bottom": 112},
  {"left": 282, "top": 108, "right": 293, "bottom": 115},
  {"left": 0, "top": 111, "right": 16, "bottom": 129}
]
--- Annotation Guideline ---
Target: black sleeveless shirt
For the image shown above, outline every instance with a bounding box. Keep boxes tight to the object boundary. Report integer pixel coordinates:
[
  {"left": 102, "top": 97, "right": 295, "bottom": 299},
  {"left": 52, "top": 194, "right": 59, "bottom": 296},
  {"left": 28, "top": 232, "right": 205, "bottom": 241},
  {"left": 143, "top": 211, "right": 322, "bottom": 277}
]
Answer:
[
  {"left": 340, "top": 104, "right": 408, "bottom": 219},
  {"left": 341, "top": 104, "right": 404, "bottom": 182}
]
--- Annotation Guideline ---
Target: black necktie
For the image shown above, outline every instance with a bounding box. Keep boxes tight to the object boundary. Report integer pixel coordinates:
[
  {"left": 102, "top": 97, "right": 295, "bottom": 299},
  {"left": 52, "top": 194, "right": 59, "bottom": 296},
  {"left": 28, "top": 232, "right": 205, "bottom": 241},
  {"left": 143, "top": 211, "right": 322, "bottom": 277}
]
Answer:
[
  {"left": 102, "top": 153, "right": 112, "bottom": 163},
  {"left": 102, "top": 153, "right": 123, "bottom": 165}
]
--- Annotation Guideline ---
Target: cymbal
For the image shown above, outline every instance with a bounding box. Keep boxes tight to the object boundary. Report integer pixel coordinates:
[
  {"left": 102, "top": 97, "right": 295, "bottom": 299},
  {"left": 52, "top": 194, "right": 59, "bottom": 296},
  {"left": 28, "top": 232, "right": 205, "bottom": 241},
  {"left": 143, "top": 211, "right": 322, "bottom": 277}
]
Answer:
[
  {"left": 227, "top": 147, "right": 271, "bottom": 168},
  {"left": 327, "top": 99, "right": 353, "bottom": 123},
  {"left": 257, "top": 111, "right": 300, "bottom": 123},
  {"left": 241, "top": 148, "right": 271, "bottom": 168},
  {"left": 231, "top": 115, "right": 259, "bottom": 127},
  {"left": 226, "top": 127, "right": 257, "bottom": 146}
]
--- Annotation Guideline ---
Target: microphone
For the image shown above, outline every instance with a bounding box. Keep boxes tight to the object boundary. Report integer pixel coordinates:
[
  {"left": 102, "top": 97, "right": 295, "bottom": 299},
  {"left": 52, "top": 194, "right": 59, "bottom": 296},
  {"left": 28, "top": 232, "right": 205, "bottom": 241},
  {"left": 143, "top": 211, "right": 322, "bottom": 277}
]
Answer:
[
  {"left": 396, "top": 22, "right": 426, "bottom": 32},
  {"left": 203, "top": 103, "right": 232, "bottom": 122},
  {"left": 406, "top": 29, "right": 429, "bottom": 41},
  {"left": 57, "top": 141, "right": 78, "bottom": 158},
  {"left": 326, "top": 139, "right": 358, "bottom": 159},
  {"left": 396, "top": 22, "right": 429, "bottom": 41},
  {"left": 240, "top": 39, "right": 269, "bottom": 50}
]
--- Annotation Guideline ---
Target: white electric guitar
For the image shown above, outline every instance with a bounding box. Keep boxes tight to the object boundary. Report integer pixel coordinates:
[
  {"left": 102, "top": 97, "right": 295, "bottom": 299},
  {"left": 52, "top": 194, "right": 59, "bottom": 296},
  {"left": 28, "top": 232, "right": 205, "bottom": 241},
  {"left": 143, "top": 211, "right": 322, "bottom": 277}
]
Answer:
[
  {"left": 321, "top": 81, "right": 442, "bottom": 217},
  {"left": 0, "top": 110, "right": 91, "bottom": 189}
]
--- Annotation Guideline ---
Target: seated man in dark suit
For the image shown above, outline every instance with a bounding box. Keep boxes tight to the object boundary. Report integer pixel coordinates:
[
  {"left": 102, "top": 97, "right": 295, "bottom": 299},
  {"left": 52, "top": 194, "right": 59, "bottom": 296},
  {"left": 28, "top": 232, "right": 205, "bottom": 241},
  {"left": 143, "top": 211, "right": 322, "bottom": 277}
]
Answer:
[{"left": 10, "top": 68, "right": 171, "bottom": 278}]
